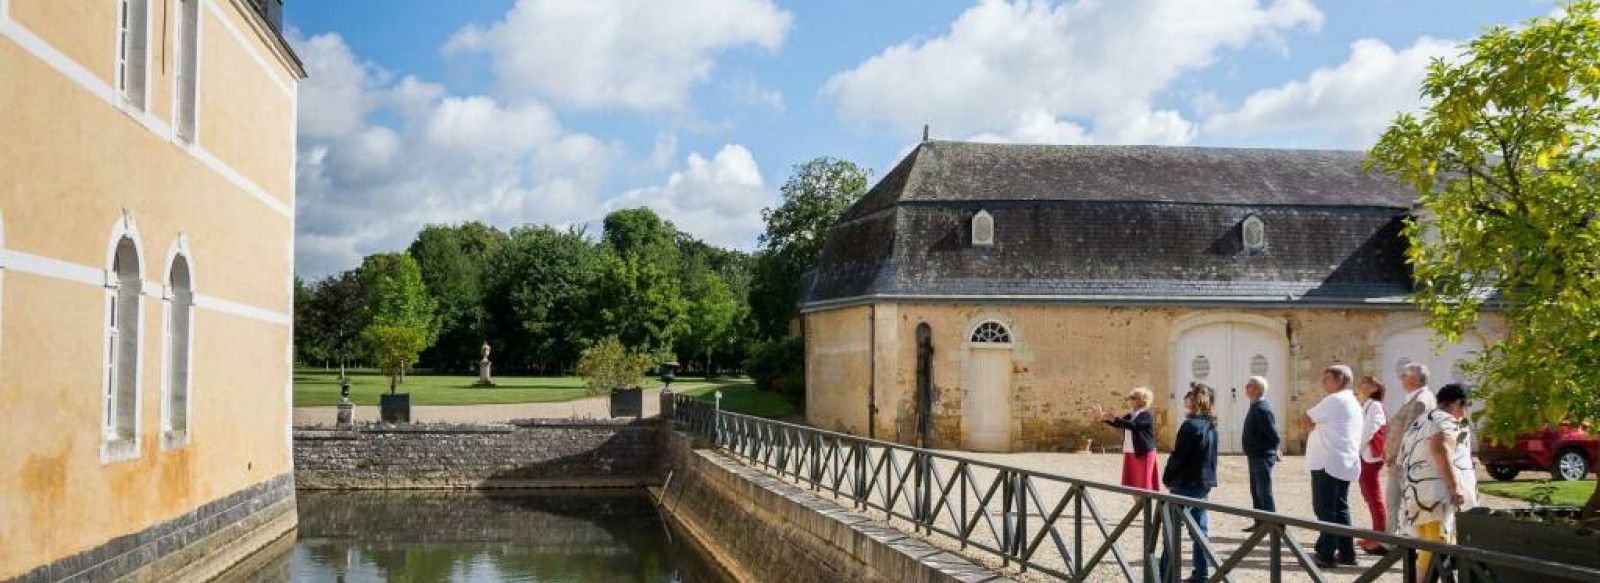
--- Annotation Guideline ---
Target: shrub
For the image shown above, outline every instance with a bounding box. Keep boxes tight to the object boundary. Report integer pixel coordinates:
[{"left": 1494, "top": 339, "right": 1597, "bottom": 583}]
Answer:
[
  {"left": 746, "top": 337, "right": 804, "bottom": 395},
  {"left": 576, "top": 336, "right": 654, "bottom": 396}
]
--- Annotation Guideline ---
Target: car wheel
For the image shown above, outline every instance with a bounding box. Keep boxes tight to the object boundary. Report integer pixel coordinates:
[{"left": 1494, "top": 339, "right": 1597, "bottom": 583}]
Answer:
[
  {"left": 1553, "top": 449, "right": 1590, "bottom": 481},
  {"left": 1487, "top": 465, "right": 1520, "bottom": 481}
]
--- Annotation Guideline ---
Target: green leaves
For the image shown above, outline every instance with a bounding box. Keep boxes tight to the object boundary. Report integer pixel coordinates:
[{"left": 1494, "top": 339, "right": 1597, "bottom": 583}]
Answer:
[
  {"left": 576, "top": 336, "right": 655, "bottom": 396},
  {"left": 1369, "top": 2, "right": 1600, "bottom": 450}
]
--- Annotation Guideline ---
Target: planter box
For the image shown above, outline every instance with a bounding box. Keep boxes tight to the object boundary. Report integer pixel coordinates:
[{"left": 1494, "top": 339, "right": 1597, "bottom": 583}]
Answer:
[
  {"left": 610, "top": 388, "right": 643, "bottom": 419},
  {"left": 1457, "top": 506, "right": 1600, "bottom": 582},
  {"left": 379, "top": 393, "right": 410, "bottom": 424}
]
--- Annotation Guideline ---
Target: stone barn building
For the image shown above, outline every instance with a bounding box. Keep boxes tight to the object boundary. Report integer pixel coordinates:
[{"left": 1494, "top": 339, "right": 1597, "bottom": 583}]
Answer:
[{"left": 801, "top": 141, "right": 1498, "bottom": 453}]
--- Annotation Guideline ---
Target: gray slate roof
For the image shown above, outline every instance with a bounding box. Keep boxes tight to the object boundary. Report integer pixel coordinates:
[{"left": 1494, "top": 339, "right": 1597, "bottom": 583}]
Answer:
[{"left": 805, "top": 141, "right": 1420, "bottom": 309}]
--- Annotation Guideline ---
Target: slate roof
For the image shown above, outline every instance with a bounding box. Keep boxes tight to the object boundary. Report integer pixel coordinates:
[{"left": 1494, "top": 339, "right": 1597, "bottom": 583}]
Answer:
[{"left": 804, "top": 141, "right": 1420, "bottom": 309}]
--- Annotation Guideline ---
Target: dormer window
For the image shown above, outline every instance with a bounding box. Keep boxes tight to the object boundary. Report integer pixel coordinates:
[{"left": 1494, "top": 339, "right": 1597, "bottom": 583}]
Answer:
[
  {"left": 1241, "top": 214, "right": 1266, "bottom": 253},
  {"left": 971, "top": 210, "right": 995, "bottom": 247}
]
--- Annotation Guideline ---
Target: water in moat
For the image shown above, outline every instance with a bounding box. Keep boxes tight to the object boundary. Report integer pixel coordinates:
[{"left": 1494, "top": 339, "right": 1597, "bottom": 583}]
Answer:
[{"left": 221, "top": 490, "right": 735, "bottom": 583}]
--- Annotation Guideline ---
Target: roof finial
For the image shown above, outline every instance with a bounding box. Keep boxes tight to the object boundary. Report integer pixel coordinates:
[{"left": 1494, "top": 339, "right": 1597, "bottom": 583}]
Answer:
[{"left": 922, "top": 124, "right": 930, "bottom": 143}]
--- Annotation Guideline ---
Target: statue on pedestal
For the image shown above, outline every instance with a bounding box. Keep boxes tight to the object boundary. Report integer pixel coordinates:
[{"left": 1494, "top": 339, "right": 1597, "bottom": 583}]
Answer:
[{"left": 474, "top": 341, "right": 495, "bottom": 387}]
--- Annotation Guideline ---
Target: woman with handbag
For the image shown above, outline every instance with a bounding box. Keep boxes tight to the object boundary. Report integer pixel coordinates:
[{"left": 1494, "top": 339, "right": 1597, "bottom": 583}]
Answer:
[{"left": 1356, "top": 376, "right": 1389, "bottom": 554}]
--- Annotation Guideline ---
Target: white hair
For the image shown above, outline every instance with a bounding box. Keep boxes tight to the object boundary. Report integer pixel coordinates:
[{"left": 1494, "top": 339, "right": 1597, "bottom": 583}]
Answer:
[
  {"left": 1325, "top": 364, "right": 1354, "bottom": 387},
  {"left": 1247, "top": 376, "right": 1269, "bottom": 394},
  {"left": 1402, "top": 362, "right": 1430, "bottom": 385}
]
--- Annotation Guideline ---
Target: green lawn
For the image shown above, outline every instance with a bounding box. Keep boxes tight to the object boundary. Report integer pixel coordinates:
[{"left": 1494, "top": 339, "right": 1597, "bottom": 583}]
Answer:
[
  {"left": 678, "top": 381, "right": 799, "bottom": 419},
  {"left": 1479, "top": 480, "right": 1596, "bottom": 507},
  {"left": 293, "top": 369, "right": 744, "bottom": 407}
]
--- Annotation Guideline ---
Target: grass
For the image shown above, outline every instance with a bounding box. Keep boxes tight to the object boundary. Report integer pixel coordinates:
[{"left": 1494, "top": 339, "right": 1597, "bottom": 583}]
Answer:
[
  {"left": 678, "top": 381, "right": 799, "bottom": 419},
  {"left": 1479, "top": 480, "right": 1596, "bottom": 507},
  {"left": 293, "top": 369, "right": 745, "bottom": 407}
]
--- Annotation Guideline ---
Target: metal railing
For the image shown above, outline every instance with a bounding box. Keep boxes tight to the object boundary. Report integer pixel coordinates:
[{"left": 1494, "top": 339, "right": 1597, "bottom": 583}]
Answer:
[{"left": 674, "top": 396, "right": 1600, "bottom": 583}]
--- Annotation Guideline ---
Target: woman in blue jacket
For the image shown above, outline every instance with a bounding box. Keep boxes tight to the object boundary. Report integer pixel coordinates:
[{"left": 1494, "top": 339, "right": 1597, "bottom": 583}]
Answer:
[
  {"left": 1163, "top": 382, "right": 1219, "bottom": 583},
  {"left": 1094, "top": 387, "right": 1159, "bottom": 490}
]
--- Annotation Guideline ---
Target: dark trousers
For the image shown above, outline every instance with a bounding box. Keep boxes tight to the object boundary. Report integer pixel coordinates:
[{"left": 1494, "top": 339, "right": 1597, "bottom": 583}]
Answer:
[
  {"left": 1247, "top": 454, "right": 1277, "bottom": 513},
  {"left": 1310, "top": 470, "right": 1355, "bottom": 561},
  {"left": 1161, "top": 484, "right": 1212, "bottom": 582}
]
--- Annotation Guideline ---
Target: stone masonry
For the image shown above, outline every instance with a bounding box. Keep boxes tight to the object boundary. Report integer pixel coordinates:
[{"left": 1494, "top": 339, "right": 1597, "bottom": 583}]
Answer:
[{"left": 293, "top": 419, "right": 665, "bottom": 489}]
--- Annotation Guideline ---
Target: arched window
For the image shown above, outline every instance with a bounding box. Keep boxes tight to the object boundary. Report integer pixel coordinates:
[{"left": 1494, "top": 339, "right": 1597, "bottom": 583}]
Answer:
[
  {"left": 971, "top": 210, "right": 995, "bottom": 247},
  {"left": 162, "top": 248, "right": 194, "bottom": 448},
  {"left": 969, "top": 321, "right": 1012, "bottom": 344},
  {"left": 116, "top": 0, "right": 151, "bottom": 110},
  {"left": 104, "top": 235, "right": 143, "bottom": 460}
]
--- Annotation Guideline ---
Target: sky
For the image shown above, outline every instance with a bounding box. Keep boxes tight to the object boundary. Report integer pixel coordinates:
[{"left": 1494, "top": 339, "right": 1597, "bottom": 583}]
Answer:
[{"left": 286, "top": 0, "right": 1554, "bottom": 280}]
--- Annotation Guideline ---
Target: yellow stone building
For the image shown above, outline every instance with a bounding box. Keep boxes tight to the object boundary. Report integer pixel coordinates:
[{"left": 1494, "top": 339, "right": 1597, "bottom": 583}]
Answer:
[
  {"left": 802, "top": 142, "right": 1499, "bottom": 453},
  {"left": 0, "top": 0, "right": 303, "bottom": 581}
]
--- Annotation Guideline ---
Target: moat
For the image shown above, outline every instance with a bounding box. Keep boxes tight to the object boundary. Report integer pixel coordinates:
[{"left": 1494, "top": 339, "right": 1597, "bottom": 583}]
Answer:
[{"left": 224, "top": 490, "right": 734, "bottom": 583}]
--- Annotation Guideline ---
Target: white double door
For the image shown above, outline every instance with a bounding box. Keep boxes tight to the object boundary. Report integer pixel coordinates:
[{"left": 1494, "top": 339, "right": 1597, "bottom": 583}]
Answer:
[
  {"left": 1174, "top": 323, "right": 1287, "bottom": 454},
  {"left": 1379, "top": 327, "right": 1485, "bottom": 416}
]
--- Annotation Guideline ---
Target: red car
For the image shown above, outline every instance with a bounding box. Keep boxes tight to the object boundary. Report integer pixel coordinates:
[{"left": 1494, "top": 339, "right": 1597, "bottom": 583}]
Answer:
[{"left": 1479, "top": 425, "right": 1599, "bottom": 482}]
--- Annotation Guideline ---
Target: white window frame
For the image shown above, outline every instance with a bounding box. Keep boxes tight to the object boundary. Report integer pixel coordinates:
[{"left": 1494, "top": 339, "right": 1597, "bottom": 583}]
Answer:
[
  {"left": 968, "top": 320, "right": 1013, "bottom": 346},
  {"left": 160, "top": 236, "right": 195, "bottom": 449},
  {"left": 1241, "top": 214, "right": 1267, "bottom": 253},
  {"left": 971, "top": 210, "right": 995, "bottom": 247},
  {"left": 171, "top": 0, "right": 202, "bottom": 143},
  {"left": 115, "top": 0, "right": 152, "bottom": 111},
  {"left": 102, "top": 213, "right": 144, "bottom": 462}
]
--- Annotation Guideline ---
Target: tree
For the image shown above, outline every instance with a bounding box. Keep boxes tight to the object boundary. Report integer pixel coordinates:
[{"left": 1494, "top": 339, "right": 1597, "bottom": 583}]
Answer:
[
  {"left": 575, "top": 336, "right": 654, "bottom": 396},
  {"left": 359, "top": 253, "right": 438, "bottom": 388},
  {"left": 750, "top": 158, "right": 871, "bottom": 339},
  {"left": 482, "top": 226, "right": 603, "bottom": 373},
  {"left": 304, "top": 269, "right": 369, "bottom": 370},
  {"left": 1368, "top": 2, "right": 1600, "bottom": 520},
  {"left": 679, "top": 270, "right": 740, "bottom": 375},
  {"left": 409, "top": 223, "right": 506, "bottom": 371},
  {"left": 596, "top": 208, "right": 687, "bottom": 351},
  {"left": 292, "top": 277, "right": 329, "bottom": 366}
]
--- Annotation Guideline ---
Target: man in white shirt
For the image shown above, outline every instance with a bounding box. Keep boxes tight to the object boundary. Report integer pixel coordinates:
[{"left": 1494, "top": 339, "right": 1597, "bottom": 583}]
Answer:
[
  {"left": 1384, "top": 363, "right": 1435, "bottom": 533},
  {"left": 1302, "top": 364, "right": 1363, "bottom": 568}
]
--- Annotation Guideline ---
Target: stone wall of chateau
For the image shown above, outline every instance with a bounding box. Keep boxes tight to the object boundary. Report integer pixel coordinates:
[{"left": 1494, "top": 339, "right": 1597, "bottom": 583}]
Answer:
[
  {"left": 292, "top": 420, "right": 667, "bottom": 489},
  {"left": 806, "top": 302, "right": 1504, "bottom": 453}
]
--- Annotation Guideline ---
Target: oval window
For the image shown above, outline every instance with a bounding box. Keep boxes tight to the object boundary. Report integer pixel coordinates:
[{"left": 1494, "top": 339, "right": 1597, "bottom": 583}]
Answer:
[
  {"left": 1191, "top": 355, "right": 1211, "bottom": 380},
  {"left": 1242, "top": 215, "right": 1266, "bottom": 252},
  {"left": 1250, "top": 354, "right": 1269, "bottom": 376}
]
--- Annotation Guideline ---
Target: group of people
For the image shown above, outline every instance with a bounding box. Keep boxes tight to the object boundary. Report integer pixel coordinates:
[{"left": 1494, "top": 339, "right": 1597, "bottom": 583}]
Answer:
[{"left": 1091, "top": 363, "right": 1478, "bottom": 582}]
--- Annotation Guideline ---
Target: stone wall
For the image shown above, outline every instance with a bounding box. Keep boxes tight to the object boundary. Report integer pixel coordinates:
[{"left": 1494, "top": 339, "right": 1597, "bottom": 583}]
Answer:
[
  {"left": 657, "top": 432, "right": 1015, "bottom": 583},
  {"left": 293, "top": 419, "right": 665, "bottom": 490},
  {"left": 2, "top": 473, "right": 296, "bottom": 583},
  {"left": 806, "top": 302, "right": 1505, "bottom": 453}
]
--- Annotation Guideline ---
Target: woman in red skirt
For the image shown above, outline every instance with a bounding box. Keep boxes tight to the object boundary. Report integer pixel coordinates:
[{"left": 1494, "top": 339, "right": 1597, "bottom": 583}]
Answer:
[{"left": 1094, "top": 387, "right": 1159, "bottom": 491}]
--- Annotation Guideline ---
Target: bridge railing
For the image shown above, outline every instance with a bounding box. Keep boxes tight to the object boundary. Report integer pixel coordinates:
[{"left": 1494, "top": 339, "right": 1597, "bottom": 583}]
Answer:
[{"left": 673, "top": 395, "right": 1600, "bottom": 583}]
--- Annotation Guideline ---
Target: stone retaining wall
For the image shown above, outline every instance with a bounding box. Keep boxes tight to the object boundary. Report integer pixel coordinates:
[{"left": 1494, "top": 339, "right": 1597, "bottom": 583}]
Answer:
[
  {"left": 293, "top": 419, "right": 665, "bottom": 490},
  {"left": 657, "top": 432, "right": 1015, "bottom": 583},
  {"left": 3, "top": 474, "right": 296, "bottom": 583}
]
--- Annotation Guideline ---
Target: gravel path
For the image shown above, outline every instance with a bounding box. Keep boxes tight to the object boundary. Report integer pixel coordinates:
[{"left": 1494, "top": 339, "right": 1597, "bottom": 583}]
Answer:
[{"left": 292, "top": 388, "right": 664, "bottom": 426}]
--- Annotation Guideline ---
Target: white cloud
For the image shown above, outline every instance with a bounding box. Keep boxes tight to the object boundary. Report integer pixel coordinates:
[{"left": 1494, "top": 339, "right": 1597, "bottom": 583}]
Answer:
[
  {"left": 823, "top": 0, "right": 1321, "bottom": 145},
  {"left": 445, "top": 0, "right": 792, "bottom": 111},
  {"left": 293, "top": 32, "right": 620, "bottom": 278},
  {"left": 650, "top": 132, "right": 679, "bottom": 170},
  {"left": 606, "top": 145, "right": 772, "bottom": 249},
  {"left": 1202, "top": 37, "right": 1457, "bottom": 148}
]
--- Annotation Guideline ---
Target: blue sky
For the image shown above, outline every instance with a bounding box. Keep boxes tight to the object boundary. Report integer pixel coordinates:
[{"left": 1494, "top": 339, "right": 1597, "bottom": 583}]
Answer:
[{"left": 287, "top": 0, "right": 1552, "bottom": 279}]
